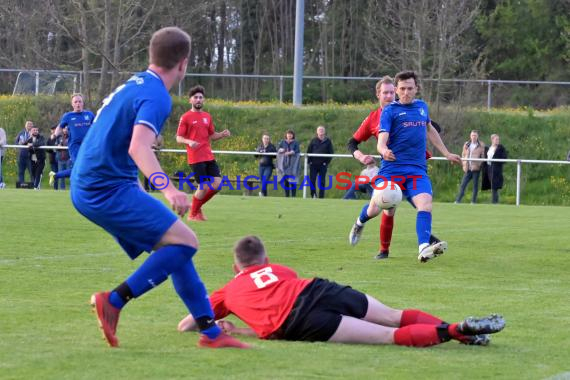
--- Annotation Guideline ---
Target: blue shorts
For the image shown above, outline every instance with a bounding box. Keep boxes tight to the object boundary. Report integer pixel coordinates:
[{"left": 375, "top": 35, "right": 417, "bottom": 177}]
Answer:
[
  {"left": 71, "top": 182, "right": 178, "bottom": 259},
  {"left": 375, "top": 165, "right": 432, "bottom": 201}
]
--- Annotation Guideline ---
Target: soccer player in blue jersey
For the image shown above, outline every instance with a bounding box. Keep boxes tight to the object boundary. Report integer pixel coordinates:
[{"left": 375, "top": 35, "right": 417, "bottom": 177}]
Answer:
[
  {"left": 349, "top": 71, "right": 461, "bottom": 262},
  {"left": 70, "top": 27, "right": 249, "bottom": 349},
  {"left": 48, "top": 93, "right": 94, "bottom": 186}
]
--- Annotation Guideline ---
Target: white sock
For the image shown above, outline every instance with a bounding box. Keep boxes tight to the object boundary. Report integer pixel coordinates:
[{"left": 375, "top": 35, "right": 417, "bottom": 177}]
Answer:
[
  {"left": 356, "top": 218, "right": 364, "bottom": 227},
  {"left": 418, "top": 243, "right": 429, "bottom": 253}
]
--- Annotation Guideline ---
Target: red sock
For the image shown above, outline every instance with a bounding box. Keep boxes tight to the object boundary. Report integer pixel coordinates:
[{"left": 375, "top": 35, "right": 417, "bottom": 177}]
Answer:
[
  {"left": 447, "top": 323, "right": 470, "bottom": 343},
  {"left": 201, "top": 188, "right": 219, "bottom": 205},
  {"left": 400, "top": 309, "right": 444, "bottom": 327},
  {"left": 191, "top": 195, "right": 203, "bottom": 215},
  {"left": 380, "top": 213, "right": 394, "bottom": 251},
  {"left": 393, "top": 324, "right": 442, "bottom": 347}
]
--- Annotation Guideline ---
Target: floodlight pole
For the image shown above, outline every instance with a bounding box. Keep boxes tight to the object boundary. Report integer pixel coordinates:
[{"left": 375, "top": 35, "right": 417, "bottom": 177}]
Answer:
[{"left": 292, "top": 0, "right": 304, "bottom": 107}]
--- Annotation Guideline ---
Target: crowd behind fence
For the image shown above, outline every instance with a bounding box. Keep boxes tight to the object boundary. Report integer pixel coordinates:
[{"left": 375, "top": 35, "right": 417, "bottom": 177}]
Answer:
[
  {"left": 1, "top": 69, "right": 569, "bottom": 109},
  {"left": 2, "top": 144, "right": 569, "bottom": 206}
]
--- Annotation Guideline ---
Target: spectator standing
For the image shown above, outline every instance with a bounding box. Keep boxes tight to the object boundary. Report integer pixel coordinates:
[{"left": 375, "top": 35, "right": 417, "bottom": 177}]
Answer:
[
  {"left": 482, "top": 134, "right": 508, "bottom": 204},
  {"left": 455, "top": 130, "right": 485, "bottom": 204},
  {"left": 56, "top": 127, "right": 71, "bottom": 190},
  {"left": 0, "top": 126, "right": 6, "bottom": 188},
  {"left": 277, "top": 130, "right": 301, "bottom": 197},
  {"left": 255, "top": 133, "right": 277, "bottom": 197},
  {"left": 46, "top": 125, "right": 59, "bottom": 189},
  {"left": 307, "top": 126, "right": 334, "bottom": 199},
  {"left": 15, "top": 120, "right": 34, "bottom": 185},
  {"left": 26, "top": 126, "right": 46, "bottom": 190}
]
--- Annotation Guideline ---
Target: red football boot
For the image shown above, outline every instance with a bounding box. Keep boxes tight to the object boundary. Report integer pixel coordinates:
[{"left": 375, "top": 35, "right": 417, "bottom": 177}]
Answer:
[
  {"left": 90, "top": 292, "right": 121, "bottom": 347},
  {"left": 197, "top": 332, "right": 251, "bottom": 349}
]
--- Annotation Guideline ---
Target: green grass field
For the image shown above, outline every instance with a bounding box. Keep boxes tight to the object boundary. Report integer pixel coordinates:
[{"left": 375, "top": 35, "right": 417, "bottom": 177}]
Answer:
[{"left": 1, "top": 190, "right": 569, "bottom": 379}]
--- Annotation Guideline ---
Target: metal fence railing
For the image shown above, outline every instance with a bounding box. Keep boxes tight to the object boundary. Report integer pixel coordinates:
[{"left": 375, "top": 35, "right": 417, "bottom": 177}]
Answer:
[
  {"left": 3, "top": 144, "right": 569, "bottom": 206},
  {"left": 1, "top": 68, "right": 569, "bottom": 109}
]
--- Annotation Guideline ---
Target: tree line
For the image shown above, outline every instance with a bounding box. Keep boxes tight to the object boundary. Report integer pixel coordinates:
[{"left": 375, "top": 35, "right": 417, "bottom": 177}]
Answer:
[{"left": 0, "top": 0, "right": 568, "bottom": 106}]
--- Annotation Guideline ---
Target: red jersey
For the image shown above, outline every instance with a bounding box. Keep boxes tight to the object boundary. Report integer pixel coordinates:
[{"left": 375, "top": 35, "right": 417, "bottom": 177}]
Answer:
[
  {"left": 353, "top": 108, "right": 382, "bottom": 142},
  {"left": 209, "top": 264, "right": 312, "bottom": 339},
  {"left": 177, "top": 110, "right": 215, "bottom": 164},
  {"left": 352, "top": 107, "right": 433, "bottom": 159}
]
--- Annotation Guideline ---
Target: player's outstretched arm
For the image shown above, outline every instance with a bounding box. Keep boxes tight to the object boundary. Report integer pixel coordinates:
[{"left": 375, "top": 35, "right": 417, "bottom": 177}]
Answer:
[
  {"left": 210, "top": 129, "right": 231, "bottom": 141},
  {"left": 427, "top": 123, "right": 461, "bottom": 164},
  {"left": 377, "top": 132, "right": 395, "bottom": 161},
  {"left": 130, "top": 124, "right": 190, "bottom": 216},
  {"left": 217, "top": 320, "right": 257, "bottom": 337},
  {"left": 176, "top": 135, "right": 199, "bottom": 149}
]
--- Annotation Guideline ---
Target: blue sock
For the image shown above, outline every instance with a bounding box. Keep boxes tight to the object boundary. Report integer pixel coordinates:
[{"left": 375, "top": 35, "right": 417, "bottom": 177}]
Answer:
[
  {"left": 109, "top": 292, "right": 126, "bottom": 309},
  {"left": 416, "top": 211, "right": 432, "bottom": 246},
  {"left": 171, "top": 260, "right": 221, "bottom": 339},
  {"left": 358, "top": 203, "right": 371, "bottom": 224},
  {"left": 55, "top": 169, "right": 71, "bottom": 179},
  {"left": 122, "top": 244, "right": 196, "bottom": 299}
]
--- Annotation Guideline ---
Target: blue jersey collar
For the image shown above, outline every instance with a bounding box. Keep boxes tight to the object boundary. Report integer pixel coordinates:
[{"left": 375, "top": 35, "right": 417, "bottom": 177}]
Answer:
[{"left": 146, "top": 69, "right": 166, "bottom": 88}]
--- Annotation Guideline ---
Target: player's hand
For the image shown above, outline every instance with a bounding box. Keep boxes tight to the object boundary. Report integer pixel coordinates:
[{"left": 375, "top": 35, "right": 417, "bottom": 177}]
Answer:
[
  {"left": 163, "top": 188, "right": 191, "bottom": 217},
  {"left": 217, "top": 320, "right": 236, "bottom": 334},
  {"left": 221, "top": 129, "right": 231, "bottom": 137},
  {"left": 446, "top": 153, "right": 462, "bottom": 165},
  {"left": 188, "top": 141, "right": 200, "bottom": 149},
  {"left": 381, "top": 148, "right": 396, "bottom": 161},
  {"left": 359, "top": 155, "right": 375, "bottom": 165}
]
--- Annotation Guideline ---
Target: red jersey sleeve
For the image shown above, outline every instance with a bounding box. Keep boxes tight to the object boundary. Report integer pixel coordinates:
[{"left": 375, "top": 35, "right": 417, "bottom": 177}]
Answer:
[
  {"left": 353, "top": 114, "right": 374, "bottom": 142},
  {"left": 209, "top": 287, "right": 230, "bottom": 320},
  {"left": 176, "top": 114, "right": 188, "bottom": 137},
  {"left": 208, "top": 117, "right": 215, "bottom": 136}
]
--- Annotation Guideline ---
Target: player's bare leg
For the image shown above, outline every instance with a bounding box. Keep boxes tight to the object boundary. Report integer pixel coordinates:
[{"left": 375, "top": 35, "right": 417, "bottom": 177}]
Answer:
[
  {"left": 361, "top": 295, "right": 402, "bottom": 327},
  {"left": 328, "top": 316, "right": 396, "bottom": 344}
]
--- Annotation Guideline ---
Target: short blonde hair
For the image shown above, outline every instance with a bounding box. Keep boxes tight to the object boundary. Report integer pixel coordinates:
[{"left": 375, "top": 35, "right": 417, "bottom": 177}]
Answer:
[{"left": 375, "top": 76, "right": 394, "bottom": 92}]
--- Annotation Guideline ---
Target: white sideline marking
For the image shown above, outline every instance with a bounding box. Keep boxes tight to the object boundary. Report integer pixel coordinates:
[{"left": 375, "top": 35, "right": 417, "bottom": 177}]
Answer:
[{"left": 544, "top": 372, "right": 570, "bottom": 380}]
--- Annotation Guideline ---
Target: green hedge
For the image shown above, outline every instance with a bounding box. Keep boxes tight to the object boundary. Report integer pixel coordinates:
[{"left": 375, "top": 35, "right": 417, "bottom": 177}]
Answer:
[{"left": 1, "top": 95, "right": 569, "bottom": 205}]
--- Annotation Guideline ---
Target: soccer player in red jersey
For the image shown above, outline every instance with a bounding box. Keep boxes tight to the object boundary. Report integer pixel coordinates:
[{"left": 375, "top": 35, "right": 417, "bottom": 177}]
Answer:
[
  {"left": 347, "top": 76, "right": 442, "bottom": 260},
  {"left": 176, "top": 85, "right": 231, "bottom": 221},
  {"left": 178, "top": 236, "right": 505, "bottom": 347}
]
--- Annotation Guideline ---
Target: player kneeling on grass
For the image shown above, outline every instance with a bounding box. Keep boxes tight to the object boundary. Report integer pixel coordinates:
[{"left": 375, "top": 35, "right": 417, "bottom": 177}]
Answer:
[{"left": 178, "top": 236, "right": 505, "bottom": 347}]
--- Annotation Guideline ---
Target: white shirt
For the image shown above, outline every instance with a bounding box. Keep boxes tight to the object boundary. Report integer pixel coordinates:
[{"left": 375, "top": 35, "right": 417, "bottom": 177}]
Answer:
[
  {"left": 360, "top": 165, "right": 379, "bottom": 182},
  {"left": 487, "top": 146, "right": 497, "bottom": 165}
]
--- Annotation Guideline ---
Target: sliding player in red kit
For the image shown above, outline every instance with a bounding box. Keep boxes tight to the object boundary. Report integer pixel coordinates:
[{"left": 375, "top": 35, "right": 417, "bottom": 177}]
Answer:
[
  {"left": 178, "top": 236, "right": 506, "bottom": 347},
  {"left": 177, "top": 85, "right": 231, "bottom": 221},
  {"left": 347, "top": 76, "right": 442, "bottom": 260}
]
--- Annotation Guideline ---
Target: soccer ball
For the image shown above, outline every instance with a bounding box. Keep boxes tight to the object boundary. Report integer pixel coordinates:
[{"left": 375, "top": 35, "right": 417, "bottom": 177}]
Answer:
[{"left": 372, "top": 181, "right": 403, "bottom": 209}]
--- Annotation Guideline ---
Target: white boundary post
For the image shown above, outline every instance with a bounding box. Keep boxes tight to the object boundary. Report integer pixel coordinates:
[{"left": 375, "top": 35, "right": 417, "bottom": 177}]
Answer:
[
  {"left": 516, "top": 160, "right": 522, "bottom": 206},
  {"left": 303, "top": 153, "right": 308, "bottom": 198}
]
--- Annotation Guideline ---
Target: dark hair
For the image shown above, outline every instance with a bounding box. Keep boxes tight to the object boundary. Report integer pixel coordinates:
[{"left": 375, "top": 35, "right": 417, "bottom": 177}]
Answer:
[
  {"left": 234, "top": 236, "right": 266, "bottom": 267},
  {"left": 149, "top": 27, "right": 191, "bottom": 70},
  {"left": 394, "top": 70, "right": 419, "bottom": 87},
  {"left": 188, "top": 85, "right": 205, "bottom": 98},
  {"left": 285, "top": 129, "right": 295, "bottom": 139}
]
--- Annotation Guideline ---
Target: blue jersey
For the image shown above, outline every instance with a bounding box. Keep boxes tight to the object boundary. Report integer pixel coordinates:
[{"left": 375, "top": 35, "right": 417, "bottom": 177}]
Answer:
[
  {"left": 379, "top": 99, "right": 431, "bottom": 171},
  {"left": 72, "top": 70, "right": 171, "bottom": 190},
  {"left": 59, "top": 110, "right": 95, "bottom": 161}
]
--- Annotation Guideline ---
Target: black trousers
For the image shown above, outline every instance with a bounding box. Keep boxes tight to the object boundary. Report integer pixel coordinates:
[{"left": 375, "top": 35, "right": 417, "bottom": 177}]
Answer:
[
  {"left": 31, "top": 159, "right": 45, "bottom": 188},
  {"left": 309, "top": 164, "right": 328, "bottom": 198}
]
